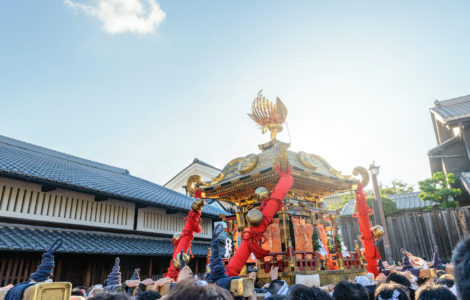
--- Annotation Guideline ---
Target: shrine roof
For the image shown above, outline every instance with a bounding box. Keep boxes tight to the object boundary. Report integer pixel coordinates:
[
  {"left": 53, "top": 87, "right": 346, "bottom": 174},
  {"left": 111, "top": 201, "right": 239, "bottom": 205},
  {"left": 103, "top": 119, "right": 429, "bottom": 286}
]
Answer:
[
  {"left": 199, "top": 140, "right": 356, "bottom": 201},
  {"left": 0, "top": 135, "right": 227, "bottom": 218},
  {"left": 0, "top": 224, "right": 213, "bottom": 257}
]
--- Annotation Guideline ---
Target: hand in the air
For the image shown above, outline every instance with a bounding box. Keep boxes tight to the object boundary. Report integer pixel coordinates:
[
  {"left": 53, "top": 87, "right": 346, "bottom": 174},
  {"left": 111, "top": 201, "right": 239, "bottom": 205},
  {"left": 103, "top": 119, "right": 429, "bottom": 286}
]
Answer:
[
  {"left": 153, "top": 277, "right": 174, "bottom": 288},
  {"left": 141, "top": 278, "right": 154, "bottom": 286},
  {"left": 177, "top": 266, "right": 193, "bottom": 282},
  {"left": 125, "top": 280, "right": 140, "bottom": 288},
  {"left": 269, "top": 266, "right": 279, "bottom": 281}
]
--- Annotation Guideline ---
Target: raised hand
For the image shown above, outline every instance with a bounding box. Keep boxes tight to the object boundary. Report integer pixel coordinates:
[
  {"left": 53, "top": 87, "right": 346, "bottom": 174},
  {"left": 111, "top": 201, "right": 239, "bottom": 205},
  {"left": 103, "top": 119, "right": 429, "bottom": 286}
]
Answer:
[{"left": 269, "top": 266, "right": 279, "bottom": 281}]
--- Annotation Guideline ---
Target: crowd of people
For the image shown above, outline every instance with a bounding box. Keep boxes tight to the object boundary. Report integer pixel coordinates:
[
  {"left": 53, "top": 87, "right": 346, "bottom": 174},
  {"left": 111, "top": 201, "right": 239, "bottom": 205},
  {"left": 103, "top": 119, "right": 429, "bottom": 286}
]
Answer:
[
  {"left": 0, "top": 233, "right": 465, "bottom": 300},
  {"left": 0, "top": 168, "right": 468, "bottom": 300}
]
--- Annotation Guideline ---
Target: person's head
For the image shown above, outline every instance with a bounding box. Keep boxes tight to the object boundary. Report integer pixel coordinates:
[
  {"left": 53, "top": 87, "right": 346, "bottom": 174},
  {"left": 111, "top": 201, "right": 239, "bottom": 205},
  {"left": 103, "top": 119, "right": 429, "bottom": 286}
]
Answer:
[
  {"left": 333, "top": 281, "right": 369, "bottom": 300},
  {"left": 415, "top": 283, "right": 457, "bottom": 300},
  {"left": 286, "top": 284, "right": 314, "bottom": 300},
  {"left": 374, "top": 283, "right": 410, "bottom": 300},
  {"left": 453, "top": 236, "right": 470, "bottom": 300},
  {"left": 286, "top": 284, "right": 333, "bottom": 300},
  {"left": 165, "top": 279, "right": 233, "bottom": 300},
  {"left": 268, "top": 280, "right": 288, "bottom": 296},
  {"left": 265, "top": 295, "right": 287, "bottom": 300},
  {"left": 311, "top": 286, "right": 334, "bottom": 300},
  {"left": 386, "top": 272, "right": 411, "bottom": 289},
  {"left": 87, "top": 293, "right": 131, "bottom": 300},
  {"left": 137, "top": 290, "right": 161, "bottom": 300},
  {"left": 71, "top": 286, "right": 86, "bottom": 297},
  {"left": 435, "top": 276, "right": 454, "bottom": 288}
]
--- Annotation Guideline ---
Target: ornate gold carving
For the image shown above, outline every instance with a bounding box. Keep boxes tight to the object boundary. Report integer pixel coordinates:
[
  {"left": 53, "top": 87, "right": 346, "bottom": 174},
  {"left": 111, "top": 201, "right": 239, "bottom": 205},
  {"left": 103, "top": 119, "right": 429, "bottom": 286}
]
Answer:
[
  {"left": 298, "top": 151, "right": 320, "bottom": 171},
  {"left": 352, "top": 166, "right": 370, "bottom": 187},
  {"left": 254, "top": 187, "right": 269, "bottom": 202},
  {"left": 238, "top": 154, "right": 258, "bottom": 174},
  {"left": 186, "top": 175, "right": 202, "bottom": 197},
  {"left": 248, "top": 90, "right": 288, "bottom": 140},
  {"left": 330, "top": 168, "right": 342, "bottom": 177}
]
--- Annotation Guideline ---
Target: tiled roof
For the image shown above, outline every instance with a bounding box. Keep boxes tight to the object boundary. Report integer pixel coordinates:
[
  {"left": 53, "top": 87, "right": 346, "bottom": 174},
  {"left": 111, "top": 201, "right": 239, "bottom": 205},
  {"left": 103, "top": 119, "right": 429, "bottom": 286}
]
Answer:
[
  {"left": 0, "top": 135, "right": 227, "bottom": 218},
  {"left": 428, "top": 136, "right": 459, "bottom": 155},
  {"left": 430, "top": 95, "right": 470, "bottom": 125},
  {"left": 0, "top": 224, "right": 211, "bottom": 256},
  {"left": 340, "top": 199, "right": 356, "bottom": 216},
  {"left": 389, "top": 192, "right": 435, "bottom": 210},
  {"left": 340, "top": 192, "right": 434, "bottom": 216}
]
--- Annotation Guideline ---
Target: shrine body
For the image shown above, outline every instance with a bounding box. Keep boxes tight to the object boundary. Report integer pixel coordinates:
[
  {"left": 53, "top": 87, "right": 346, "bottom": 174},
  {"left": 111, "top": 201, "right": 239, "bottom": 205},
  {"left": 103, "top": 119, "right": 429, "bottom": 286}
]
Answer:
[{"left": 188, "top": 93, "right": 368, "bottom": 285}]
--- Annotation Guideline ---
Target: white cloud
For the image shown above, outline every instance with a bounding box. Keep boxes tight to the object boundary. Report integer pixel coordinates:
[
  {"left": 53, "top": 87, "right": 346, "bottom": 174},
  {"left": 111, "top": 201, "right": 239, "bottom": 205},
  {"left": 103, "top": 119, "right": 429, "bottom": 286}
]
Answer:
[{"left": 65, "top": 0, "right": 166, "bottom": 34}]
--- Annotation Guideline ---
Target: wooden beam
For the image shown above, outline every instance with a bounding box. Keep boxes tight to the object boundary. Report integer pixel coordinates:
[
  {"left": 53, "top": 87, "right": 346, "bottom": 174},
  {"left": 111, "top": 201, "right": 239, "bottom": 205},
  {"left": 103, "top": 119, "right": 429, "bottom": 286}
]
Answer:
[
  {"left": 165, "top": 209, "right": 178, "bottom": 215},
  {"left": 41, "top": 185, "right": 56, "bottom": 192},
  {"left": 148, "top": 258, "right": 153, "bottom": 279}
]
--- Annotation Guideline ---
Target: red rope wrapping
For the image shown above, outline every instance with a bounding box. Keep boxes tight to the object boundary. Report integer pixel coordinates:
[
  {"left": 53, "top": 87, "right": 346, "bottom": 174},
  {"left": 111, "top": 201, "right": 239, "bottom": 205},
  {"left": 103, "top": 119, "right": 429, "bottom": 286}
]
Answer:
[
  {"left": 355, "top": 184, "right": 380, "bottom": 277},
  {"left": 164, "top": 208, "right": 203, "bottom": 280},
  {"left": 225, "top": 166, "right": 293, "bottom": 277}
]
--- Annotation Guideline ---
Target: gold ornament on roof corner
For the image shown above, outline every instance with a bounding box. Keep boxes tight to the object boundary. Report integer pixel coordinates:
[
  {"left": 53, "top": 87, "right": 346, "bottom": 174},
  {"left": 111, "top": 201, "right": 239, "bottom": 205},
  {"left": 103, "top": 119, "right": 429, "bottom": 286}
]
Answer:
[
  {"left": 298, "top": 151, "right": 320, "bottom": 171},
  {"left": 187, "top": 175, "right": 203, "bottom": 197},
  {"left": 238, "top": 154, "right": 259, "bottom": 174},
  {"left": 352, "top": 166, "right": 370, "bottom": 188},
  {"left": 248, "top": 90, "right": 288, "bottom": 140}
]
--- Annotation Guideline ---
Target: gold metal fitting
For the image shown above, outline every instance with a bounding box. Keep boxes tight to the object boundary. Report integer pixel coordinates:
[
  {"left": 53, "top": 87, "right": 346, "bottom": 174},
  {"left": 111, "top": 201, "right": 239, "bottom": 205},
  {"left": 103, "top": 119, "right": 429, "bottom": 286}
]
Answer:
[
  {"left": 173, "top": 232, "right": 181, "bottom": 241},
  {"left": 173, "top": 252, "right": 191, "bottom": 270},
  {"left": 254, "top": 187, "right": 269, "bottom": 202},
  {"left": 246, "top": 208, "right": 263, "bottom": 227},
  {"left": 371, "top": 225, "right": 385, "bottom": 238},
  {"left": 191, "top": 198, "right": 205, "bottom": 211}
]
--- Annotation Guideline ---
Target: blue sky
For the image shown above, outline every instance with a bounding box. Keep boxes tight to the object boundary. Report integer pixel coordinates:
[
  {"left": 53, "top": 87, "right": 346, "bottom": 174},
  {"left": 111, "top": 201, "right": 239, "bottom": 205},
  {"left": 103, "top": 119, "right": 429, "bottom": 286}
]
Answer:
[{"left": 1, "top": 0, "right": 470, "bottom": 189}]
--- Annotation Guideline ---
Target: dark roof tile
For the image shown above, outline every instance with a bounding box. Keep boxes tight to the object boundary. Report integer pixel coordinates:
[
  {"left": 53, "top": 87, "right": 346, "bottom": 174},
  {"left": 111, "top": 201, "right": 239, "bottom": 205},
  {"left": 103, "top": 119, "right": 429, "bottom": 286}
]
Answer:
[
  {"left": 0, "top": 224, "right": 211, "bottom": 256},
  {"left": 0, "top": 135, "right": 227, "bottom": 218}
]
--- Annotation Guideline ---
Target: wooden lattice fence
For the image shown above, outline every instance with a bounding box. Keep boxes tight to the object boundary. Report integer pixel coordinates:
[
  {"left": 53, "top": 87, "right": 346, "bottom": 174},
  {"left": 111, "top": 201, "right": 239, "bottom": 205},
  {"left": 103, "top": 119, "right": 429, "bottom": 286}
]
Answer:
[{"left": 339, "top": 206, "right": 470, "bottom": 263}]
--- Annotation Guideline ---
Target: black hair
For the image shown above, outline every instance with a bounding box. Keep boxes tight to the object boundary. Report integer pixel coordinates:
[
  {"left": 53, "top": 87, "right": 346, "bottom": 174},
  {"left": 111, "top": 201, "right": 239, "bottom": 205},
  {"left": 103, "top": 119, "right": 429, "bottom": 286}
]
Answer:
[
  {"left": 364, "top": 285, "right": 376, "bottom": 300},
  {"left": 137, "top": 290, "right": 162, "bottom": 300},
  {"left": 374, "top": 283, "right": 410, "bottom": 300},
  {"left": 453, "top": 236, "right": 470, "bottom": 300},
  {"left": 415, "top": 283, "right": 456, "bottom": 300},
  {"left": 88, "top": 293, "right": 132, "bottom": 300},
  {"left": 386, "top": 272, "right": 411, "bottom": 289},
  {"left": 287, "top": 284, "right": 315, "bottom": 300},
  {"left": 71, "top": 286, "right": 86, "bottom": 296},
  {"left": 311, "top": 286, "right": 334, "bottom": 300},
  {"left": 268, "top": 280, "right": 285, "bottom": 295},
  {"left": 333, "top": 281, "right": 368, "bottom": 300},
  {"left": 265, "top": 295, "right": 287, "bottom": 300},
  {"left": 286, "top": 285, "right": 333, "bottom": 300},
  {"left": 435, "top": 277, "right": 454, "bottom": 288}
]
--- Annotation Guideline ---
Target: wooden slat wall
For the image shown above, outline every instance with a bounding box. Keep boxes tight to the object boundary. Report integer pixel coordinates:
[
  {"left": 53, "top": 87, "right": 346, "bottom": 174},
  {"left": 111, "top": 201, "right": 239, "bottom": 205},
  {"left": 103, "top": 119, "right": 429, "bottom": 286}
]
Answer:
[
  {"left": 0, "top": 257, "right": 40, "bottom": 287},
  {"left": 339, "top": 206, "right": 470, "bottom": 263}
]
